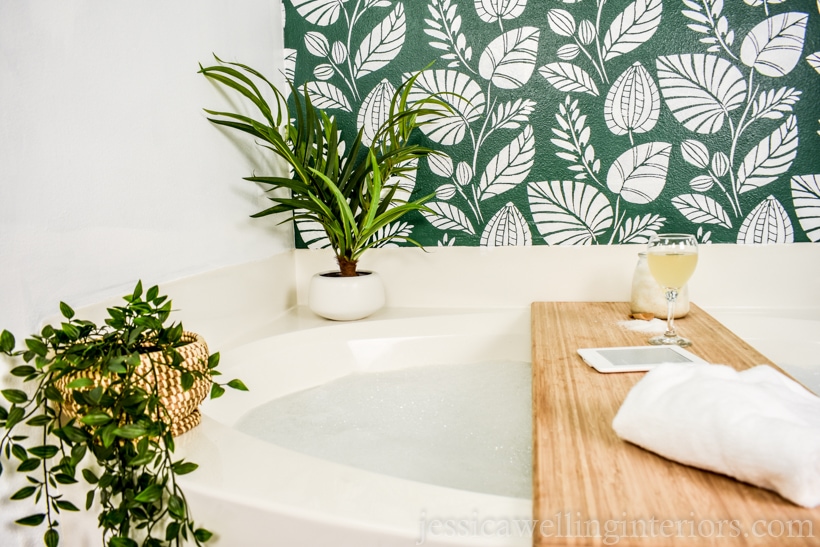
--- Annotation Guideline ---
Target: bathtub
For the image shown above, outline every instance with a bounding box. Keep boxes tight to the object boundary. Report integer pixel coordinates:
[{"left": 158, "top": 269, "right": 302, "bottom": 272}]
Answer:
[{"left": 174, "top": 307, "right": 534, "bottom": 547}]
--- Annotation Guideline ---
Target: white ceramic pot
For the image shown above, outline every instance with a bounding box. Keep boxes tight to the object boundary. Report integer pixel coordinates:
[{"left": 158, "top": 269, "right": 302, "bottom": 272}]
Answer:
[{"left": 308, "top": 270, "right": 385, "bottom": 321}]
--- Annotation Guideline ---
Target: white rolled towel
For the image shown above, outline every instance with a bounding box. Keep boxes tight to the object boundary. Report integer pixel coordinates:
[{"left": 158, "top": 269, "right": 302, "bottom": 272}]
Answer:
[{"left": 612, "top": 362, "right": 820, "bottom": 508}]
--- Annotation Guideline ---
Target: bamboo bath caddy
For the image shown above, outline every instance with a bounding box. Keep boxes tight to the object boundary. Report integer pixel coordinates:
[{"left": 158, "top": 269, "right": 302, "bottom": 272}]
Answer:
[{"left": 531, "top": 302, "right": 819, "bottom": 546}]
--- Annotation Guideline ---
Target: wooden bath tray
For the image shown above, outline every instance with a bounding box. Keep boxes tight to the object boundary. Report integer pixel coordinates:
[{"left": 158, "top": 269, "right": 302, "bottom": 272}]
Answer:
[{"left": 531, "top": 302, "right": 820, "bottom": 546}]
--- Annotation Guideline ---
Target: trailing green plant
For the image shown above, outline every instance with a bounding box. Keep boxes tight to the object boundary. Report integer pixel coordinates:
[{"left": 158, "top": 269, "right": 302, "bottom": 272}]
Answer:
[
  {"left": 0, "top": 281, "right": 247, "bottom": 547},
  {"left": 200, "top": 55, "right": 450, "bottom": 276}
]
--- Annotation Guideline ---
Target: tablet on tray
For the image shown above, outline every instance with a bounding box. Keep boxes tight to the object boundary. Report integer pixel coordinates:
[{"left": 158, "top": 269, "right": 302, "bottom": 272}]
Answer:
[{"left": 577, "top": 345, "right": 707, "bottom": 373}]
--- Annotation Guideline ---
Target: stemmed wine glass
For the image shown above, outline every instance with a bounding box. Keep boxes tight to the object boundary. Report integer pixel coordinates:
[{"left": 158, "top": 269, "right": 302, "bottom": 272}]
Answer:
[{"left": 646, "top": 233, "right": 698, "bottom": 346}]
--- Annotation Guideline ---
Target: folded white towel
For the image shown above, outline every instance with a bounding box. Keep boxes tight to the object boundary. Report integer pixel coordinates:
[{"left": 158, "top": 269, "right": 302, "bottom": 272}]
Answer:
[{"left": 612, "top": 362, "right": 820, "bottom": 508}]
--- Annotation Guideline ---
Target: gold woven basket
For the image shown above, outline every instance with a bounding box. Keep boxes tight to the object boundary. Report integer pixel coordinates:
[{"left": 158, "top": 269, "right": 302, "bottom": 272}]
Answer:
[{"left": 58, "top": 332, "right": 210, "bottom": 437}]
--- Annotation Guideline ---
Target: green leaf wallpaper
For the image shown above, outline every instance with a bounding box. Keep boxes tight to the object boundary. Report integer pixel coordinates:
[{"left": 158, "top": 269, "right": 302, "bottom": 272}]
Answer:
[{"left": 282, "top": 0, "right": 820, "bottom": 247}]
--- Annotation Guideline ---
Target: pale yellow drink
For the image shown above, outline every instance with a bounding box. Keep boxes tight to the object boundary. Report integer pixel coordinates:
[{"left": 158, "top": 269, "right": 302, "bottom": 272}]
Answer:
[{"left": 647, "top": 251, "right": 698, "bottom": 289}]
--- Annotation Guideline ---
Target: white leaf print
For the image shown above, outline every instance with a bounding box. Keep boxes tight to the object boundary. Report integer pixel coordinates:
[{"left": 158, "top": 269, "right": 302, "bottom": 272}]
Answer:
[
  {"left": 474, "top": 0, "right": 527, "bottom": 23},
  {"left": 428, "top": 153, "right": 454, "bottom": 178},
  {"left": 479, "top": 125, "right": 535, "bottom": 200},
  {"left": 354, "top": 3, "right": 406, "bottom": 79},
  {"left": 711, "top": 152, "right": 729, "bottom": 177},
  {"left": 369, "top": 221, "right": 414, "bottom": 249},
  {"left": 291, "top": 0, "right": 346, "bottom": 27},
  {"left": 490, "top": 99, "right": 536, "bottom": 130},
  {"left": 690, "top": 175, "right": 714, "bottom": 192},
  {"left": 305, "top": 32, "right": 330, "bottom": 57},
  {"left": 332, "top": 41, "right": 348, "bottom": 64},
  {"left": 421, "top": 202, "right": 477, "bottom": 235},
  {"left": 456, "top": 162, "right": 473, "bottom": 186},
  {"left": 807, "top": 53, "right": 820, "bottom": 74},
  {"left": 480, "top": 203, "right": 533, "bottom": 246},
  {"left": 618, "top": 213, "right": 666, "bottom": 243},
  {"left": 406, "top": 69, "right": 486, "bottom": 145},
  {"left": 436, "top": 184, "right": 457, "bottom": 200},
  {"left": 740, "top": 12, "right": 808, "bottom": 78},
  {"left": 357, "top": 79, "right": 396, "bottom": 147},
  {"left": 791, "top": 175, "right": 820, "bottom": 242},
  {"left": 557, "top": 44, "right": 581, "bottom": 61},
  {"left": 736, "top": 115, "right": 798, "bottom": 194},
  {"left": 656, "top": 54, "right": 746, "bottom": 134},
  {"left": 295, "top": 216, "right": 331, "bottom": 249},
  {"left": 314, "top": 64, "right": 335, "bottom": 80},
  {"left": 284, "top": 49, "right": 298, "bottom": 89},
  {"left": 751, "top": 87, "right": 802, "bottom": 121},
  {"left": 538, "top": 63, "right": 600, "bottom": 96},
  {"left": 604, "top": 62, "right": 660, "bottom": 136},
  {"left": 671, "top": 194, "right": 733, "bottom": 228},
  {"left": 527, "top": 180, "right": 614, "bottom": 245},
  {"left": 577, "top": 20, "right": 596, "bottom": 45},
  {"left": 305, "top": 82, "right": 352, "bottom": 112},
  {"left": 737, "top": 196, "right": 794, "bottom": 243},
  {"left": 602, "top": 0, "right": 663, "bottom": 61},
  {"left": 680, "top": 139, "right": 710, "bottom": 169},
  {"left": 607, "top": 142, "right": 671, "bottom": 204},
  {"left": 478, "top": 27, "right": 540, "bottom": 89},
  {"left": 547, "top": 9, "right": 576, "bottom": 37},
  {"left": 744, "top": 0, "right": 785, "bottom": 6}
]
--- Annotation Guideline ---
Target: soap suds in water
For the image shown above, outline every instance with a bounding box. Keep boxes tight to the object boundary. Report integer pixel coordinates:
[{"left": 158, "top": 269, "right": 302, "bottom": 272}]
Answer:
[
  {"left": 234, "top": 361, "right": 532, "bottom": 499},
  {"left": 618, "top": 318, "right": 667, "bottom": 334}
]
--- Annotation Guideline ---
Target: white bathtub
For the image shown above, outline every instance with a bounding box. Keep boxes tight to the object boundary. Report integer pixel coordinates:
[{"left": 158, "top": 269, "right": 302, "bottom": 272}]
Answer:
[{"left": 175, "top": 308, "right": 534, "bottom": 547}]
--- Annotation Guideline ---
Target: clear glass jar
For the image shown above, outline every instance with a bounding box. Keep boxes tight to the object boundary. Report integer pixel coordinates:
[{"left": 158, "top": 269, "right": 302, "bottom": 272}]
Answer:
[{"left": 630, "top": 252, "right": 689, "bottom": 318}]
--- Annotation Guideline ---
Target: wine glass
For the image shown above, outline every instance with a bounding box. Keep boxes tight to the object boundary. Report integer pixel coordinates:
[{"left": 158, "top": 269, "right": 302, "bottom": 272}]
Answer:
[{"left": 646, "top": 233, "right": 698, "bottom": 346}]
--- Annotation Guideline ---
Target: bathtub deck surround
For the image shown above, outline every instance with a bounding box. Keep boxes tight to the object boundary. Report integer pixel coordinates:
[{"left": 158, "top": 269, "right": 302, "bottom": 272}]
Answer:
[
  {"left": 531, "top": 302, "right": 820, "bottom": 546},
  {"left": 0, "top": 282, "right": 248, "bottom": 547},
  {"left": 200, "top": 57, "right": 451, "bottom": 320}
]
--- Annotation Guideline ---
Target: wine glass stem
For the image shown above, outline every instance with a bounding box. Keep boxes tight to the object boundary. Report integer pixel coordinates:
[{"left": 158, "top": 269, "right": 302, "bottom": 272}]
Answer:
[{"left": 664, "top": 288, "right": 678, "bottom": 338}]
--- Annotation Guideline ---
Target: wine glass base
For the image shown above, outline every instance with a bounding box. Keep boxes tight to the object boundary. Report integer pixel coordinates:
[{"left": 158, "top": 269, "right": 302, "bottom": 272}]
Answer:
[{"left": 648, "top": 334, "right": 692, "bottom": 347}]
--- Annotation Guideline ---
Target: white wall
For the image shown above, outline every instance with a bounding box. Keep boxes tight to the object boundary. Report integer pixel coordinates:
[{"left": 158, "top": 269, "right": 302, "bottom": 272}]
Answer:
[
  {"left": 0, "top": 1, "right": 289, "bottom": 545},
  {"left": 0, "top": 0, "right": 291, "bottom": 337}
]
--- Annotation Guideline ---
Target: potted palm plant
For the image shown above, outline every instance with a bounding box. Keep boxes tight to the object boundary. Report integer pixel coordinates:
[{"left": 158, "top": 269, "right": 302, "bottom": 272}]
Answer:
[
  {"left": 0, "top": 281, "right": 247, "bottom": 547},
  {"left": 199, "top": 56, "right": 448, "bottom": 320}
]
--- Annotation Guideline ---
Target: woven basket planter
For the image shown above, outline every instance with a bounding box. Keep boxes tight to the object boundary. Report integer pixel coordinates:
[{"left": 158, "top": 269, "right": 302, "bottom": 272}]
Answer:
[{"left": 58, "top": 332, "right": 210, "bottom": 437}]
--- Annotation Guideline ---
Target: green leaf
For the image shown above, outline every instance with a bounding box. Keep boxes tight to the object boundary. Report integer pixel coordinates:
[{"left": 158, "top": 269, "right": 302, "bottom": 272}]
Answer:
[
  {"left": 58, "top": 425, "right": 89, "bottom": 443},
  {"left": 113, "top": 425, "right": 147, "bottom": 439},
  {"left": 2, "top": 389, "right": 28, "bottom": 404},
  {"left": 11, "top": 443, "right": 27, "bottom": 461},
  {"left": 55, "top": 499, "right": 80, "bottom": 512},
  {"left": 165, "top": 521, "right": 181, "bottom": 541},
  {"left": 17, "top": 459, "right": 41, "bottom": 473},
  {"left": 54, "top": 473, "right": 78, "bottom": 485},
  {"left": 168, "top": 494, "right": 186, "bottom": 519},
  {"left": 0, "top": 330, "right": 15, "bottom": 353},
  {"left": 209, "top": 384, "right": 225, "bottom": 400},
  {"left": 194, "top": 528, "right": 214, "bottom": 542},
  {"left": 6, "top": 406, "right": 24, "bottom": 429},
  {"left": 26, "top": 414, "right": 52, "bottom": 427},
  {"left": 10, "top": 365, "right": 35, "bottom": 377},
  {"left": 61, "top": 322, "right": 80, "bottom": 340},
  {"left": 43, "top": 386, "right": 63, "bottom": 403},
  {"left": 82, "top": 468, "right": 99, "bottom": 484},
  {"left": 44, "top": 528, "right": 60, "bottom": 547},
  {"left": 59, "top": 301, "right": 75, "bottom": 320},
  {"left": 101, "top": 424, "right": 117, "bottom": 448},
  {"left": 207, "top": 352, "right": 220, "bottom": 369},
  {"left": 25, "top": 338, "right": 48, "bottom": 357},
  {"left": 133, "top": 484, "right": 163, "bottom": 504},
  {"left": 171, "top": 461, "right": 198, "bottom": 475},
  {"left": 227, "top": 379, "right": 249, "bottom": 392},
  {"left": 85, "top": 490, "right": 95, "bottom": 510},
  {"left": 80, "top": 412, "right": 112, "bottom": 426},
  {"left": 109, "top": 537, "right": 138, "bottom": 547},
  {"left": 11, "top": 486, "right": 37, "bottom": 500},
  {"left": 15, "top": 513, "right": 46, "bottom": 526},
  {"left": 131, "top": 280, "right": 144, "bottom": 302},
  {"left": 65, "top": 377, "right": 94, "bottom": 389},
  {"left": 29, "top": 445, "right": 59, "bottom": 459},
  {"left": 180, "top": 371, "right": 194, "bottom": 392},
  {"left": 146, "top": 285, "right": 159, "bottom": 301}
]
